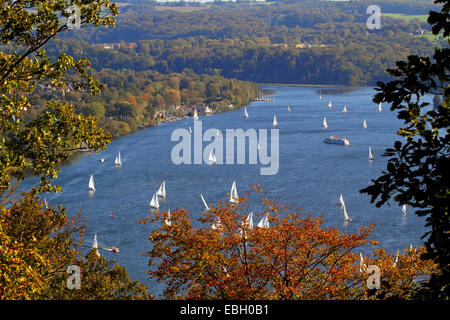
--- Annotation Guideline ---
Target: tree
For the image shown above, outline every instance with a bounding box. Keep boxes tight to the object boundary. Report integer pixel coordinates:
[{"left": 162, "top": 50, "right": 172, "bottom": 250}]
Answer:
[
  {"left": 0, "top": 191, "right": 150, "bottom": 299},
  {"left": 0, "top": 1, "right": 151, "bottom": 299},
  {"left": 0, "top": 0, "right": 118, "bottom": 195},
  {"left": 360, "top": 0, "right": 449, "bottom": 299},
  {"left": 81, "top": 101, "right": 106, "bottom": 119},
  {"left": 143, "top": 186, "right": 436, "bottom": 300}
]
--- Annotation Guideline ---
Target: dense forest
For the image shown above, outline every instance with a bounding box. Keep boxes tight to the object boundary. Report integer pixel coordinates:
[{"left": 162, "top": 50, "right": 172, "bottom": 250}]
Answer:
[
  {"left": 25, "top": 0, "right": 445, "bottom": 141},
  {"left": 55, "top": 0, "right": 444, "bottom": 87},
  {"left": 1, "top": 0, "right": 448, "bottom": 302}
]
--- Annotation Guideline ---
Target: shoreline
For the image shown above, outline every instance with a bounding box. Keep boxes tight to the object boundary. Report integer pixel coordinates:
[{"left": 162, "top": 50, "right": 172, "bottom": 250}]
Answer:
[{"left": 258, "top": 83, "right": 364, "bottom": 88}]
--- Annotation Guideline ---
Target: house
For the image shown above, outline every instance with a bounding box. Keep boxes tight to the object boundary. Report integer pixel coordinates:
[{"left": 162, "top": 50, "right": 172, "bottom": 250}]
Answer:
[
  {"left": 38, "top": 83, "right": 56, "bottom": 94},
  {"left": 204, "top": 106, "right": 212, "bottom": 114}
]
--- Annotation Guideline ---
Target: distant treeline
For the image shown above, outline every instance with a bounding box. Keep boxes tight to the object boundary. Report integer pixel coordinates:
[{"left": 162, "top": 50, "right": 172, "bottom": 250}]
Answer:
[
  {"left": 56, "top": 1, "right": 443, "bottom": 86},
  {"left": 48, "top": 32, "right": 434, "bottom": 86}
]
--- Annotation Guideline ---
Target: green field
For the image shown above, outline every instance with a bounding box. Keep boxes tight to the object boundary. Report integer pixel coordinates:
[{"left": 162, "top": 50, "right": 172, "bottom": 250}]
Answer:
[{"left": 383, "top": 13, "right": 429, "bottom": 23}]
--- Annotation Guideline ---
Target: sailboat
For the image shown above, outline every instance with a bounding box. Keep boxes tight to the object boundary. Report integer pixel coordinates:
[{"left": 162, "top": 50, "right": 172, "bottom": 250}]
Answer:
[
  {"left": 200, "top": 194, "right": 210, "bottom": 211},
  {"left": 393, "top": 249, "right": 400, "bottom": 266},
  {"left": 402, "top": 204, "right": 407, "bottom": 215},
  {"left": 115, "top": 151, "right": 122, "bottom": 166},
  {"left": 319, "top": 91, "right": 322, "bottom": 99},
  {"left": 257, "top": 213, "right": 269, "bottom": 229},
  {"left": 343, "top": 203, "right": 352, "bottom": 222},
  {"left": 165, "top": 209, "right": 171, "bottom": 226},
  {"left": 338, "top": 194, "right": 345, "bottom": 208},
  {"left": 92, "top": 233, "right": 100, "bottom": 257},
  {"left": 257, "top": 141, "right": 261, "bottom": 152},
  {"left": 44, "top": 198, "right": 48, "bottom": 209},
  {"left": 88, "top": 174, "right": 95, "bottom": 192},
  {"left": 288, "top": 106, "right": 292, "bottom": 112},
  {"left": 243, "top": 107, "right": 249, "bottom": 118},
  {"left": 229, "top": 180, "right": 238, "bottom": 204},
  {"left": 157, "top": 180, "right": 166, "bottom": 198},
  {"left": 339, "top": 194, "right": 352, "bottom": 222},
  {"left": 363, "top": 119, "right": 367, "bottom": 129},
  {"left": 189, "top": 126, "right": 192, "bottom": 135},
  {"left": 211, "top": 216, "right": 222, "bottom": 230},
  {"left": 216, "top": 129, "right": 221, "bottom": 138},
  {"left": 343, "top": 105, "right": 347, "bottom": 113},
  {"left": 208, "top": 149, "right": 217, "bottom": 165},
  {"left": 150, "top": 192, "right": 159, "bottom": 209},
  {"left": 193, "top": 109, "right": 199, "bottom": 120},
  {"left": 378, "top": 102, "right": 382, "bottom": 112},
  {"left": 359, "top": 252, "right": 366, "bottom": 272},
  {"left": 323, "top": 116, "right": 328, "bottom": 129},
  {"left": 241, "top": 212, "right": 253, "bottom": 231},
  {"left": 328, "top": 101, "right": 332, "bottom": 108},
  {"left": 369, "top": 146, "right": 375, "bottom": 161},
  {"left": 273, "top": 115, "right": 278, "bottom": 127}
]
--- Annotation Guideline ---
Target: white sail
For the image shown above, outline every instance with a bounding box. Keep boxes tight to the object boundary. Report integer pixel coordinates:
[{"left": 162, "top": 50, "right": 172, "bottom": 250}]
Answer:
[
  {"left": 323, "top": 116, "right": 328, "bottom": 128},
  {"left": 343, "top": 203, "right": 352, "bottom": 222},
  {"left": 359, "top": 252, "right": 366, "bottom": 272},
  {"left": 193, "top": 109, "right": 199, "bottom": 120},
  {"left": 92, "top": 233, "right": 100, "bottom": 257},
  {"left": 229, "top": 180, "right": 238, "bottom": 203},
  {"left": 402, "top": 204, "right": 407, "bottom": 215},
  {"left": 211, "top": 216, "right": 222, "bottom": 230},
  {"left": 88, "top": 174, "right": 95, "bottom": 191},
  {"left": 369, "top": 146, "right": 375, "bottom": 160},
  {"left": 273, "top": 115, "right": 278, "bottom": 127},
  {"left": 257, "top": 213, "right": 269, "bottom": 229},
  {"left": 393, "top": 249, "right": 400, "bottom": 266},
  {"left": 208, "top": 149, "right": 216, "bottom": 165},
  {"left": 189, "top": 126, "right": 192, "bottom": 134},
  {"left": 115, "top": 151, "right": 122, "bottom": 166},
  {"left": 201, "top": 194, "right": 210, "bottom": 211},
  {"left": 339, "top": 194, "right": 352, "bottom": 221},
  {"left": 363, "top": 119, "right": 367, "bottom": 129},
  {"left": 328, "top": 101, "right": 332, "bottom": 108},
  {"left": 244, "top": 107, "right": 249, "bottom": 118},
  {"left": 288, "top": 106, "right": 292, "bottom": 112},
  {"left": 44, "top": 198, "right": 48, "bottom": 209},
  {"left": 157, "top": 180, "right": 166, "bottom": 198},
  {"left": 150, "top": 192, "right": 159, "bottom": 209},
  {"left": 378, "top": 102, "right": 382, "bottom": 112},
  {"left": 244, "top": 212, "right": 254, "bottom": 230},
  {"left": 343, "top": 105, "right": 347, "bottom": 113},
  {"left": 257, "top": 141, "right": 261, "bottom": 152},
  {"left": 319, "top": 90, "right": 322, "bottom": 99},
  {"left": 165, "top": 209, "right": 171, "bottom": 226},
  {"left": 338, "top": 194, "right": 345, "bottom": 208}
]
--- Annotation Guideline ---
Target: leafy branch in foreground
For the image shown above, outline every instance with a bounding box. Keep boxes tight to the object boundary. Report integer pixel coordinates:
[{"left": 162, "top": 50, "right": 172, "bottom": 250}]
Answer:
[
  {"left": 143, "top": 185, "right": 436, "bottom": 300},
  {"left": 360, "top": 0, "right": 449, "bottom": 299},
  {"left": 0, "top": 0, "right": 118, "bottom": 195}
]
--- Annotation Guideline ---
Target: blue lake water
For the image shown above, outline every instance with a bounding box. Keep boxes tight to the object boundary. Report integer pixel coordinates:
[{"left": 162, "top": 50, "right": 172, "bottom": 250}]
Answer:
[{"left": 20, "top": 86, "right": 431, "bottom": 296}]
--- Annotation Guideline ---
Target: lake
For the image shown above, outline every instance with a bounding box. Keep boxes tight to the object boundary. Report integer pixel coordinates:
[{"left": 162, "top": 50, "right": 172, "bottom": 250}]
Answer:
[{"left": 20, "top": 86, "right": 431, "bottom": 297}]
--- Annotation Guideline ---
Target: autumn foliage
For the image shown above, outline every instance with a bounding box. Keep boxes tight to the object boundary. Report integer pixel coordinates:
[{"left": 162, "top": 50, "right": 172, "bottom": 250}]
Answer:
[
  {"left": 0, "top": 191, "right": 150, "bottom": 299},
  {"left": 144, "top": 185, "right": 437, "bottom": 300}
]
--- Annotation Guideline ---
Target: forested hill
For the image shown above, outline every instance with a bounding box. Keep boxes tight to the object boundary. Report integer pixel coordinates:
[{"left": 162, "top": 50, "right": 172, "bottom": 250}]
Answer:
[{"left": 57, "top": 0, "right": 444, "bottom": 86}]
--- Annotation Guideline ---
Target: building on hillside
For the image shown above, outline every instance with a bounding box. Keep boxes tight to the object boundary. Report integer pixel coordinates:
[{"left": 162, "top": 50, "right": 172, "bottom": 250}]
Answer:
[{"left": 204, "top": 106, "right": 212, "bottom": 114}]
